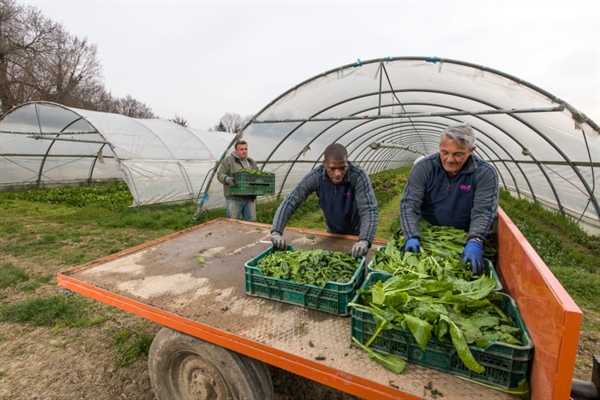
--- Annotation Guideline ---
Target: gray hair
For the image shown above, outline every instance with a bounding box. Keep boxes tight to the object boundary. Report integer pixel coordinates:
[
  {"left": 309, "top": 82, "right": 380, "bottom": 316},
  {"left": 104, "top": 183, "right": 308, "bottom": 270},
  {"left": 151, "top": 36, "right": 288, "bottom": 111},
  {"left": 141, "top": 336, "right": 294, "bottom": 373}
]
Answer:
[{"left": 440, "top": 123, "right": 476, "bottom": 150}]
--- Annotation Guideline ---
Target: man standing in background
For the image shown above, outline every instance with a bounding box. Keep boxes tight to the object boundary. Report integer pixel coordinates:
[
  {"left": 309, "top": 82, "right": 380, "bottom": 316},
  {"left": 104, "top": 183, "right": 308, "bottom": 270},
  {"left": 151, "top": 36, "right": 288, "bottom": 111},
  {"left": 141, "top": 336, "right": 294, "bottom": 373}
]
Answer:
[{"left": 217, "top": 140, "right": 258, "bottom": 221}]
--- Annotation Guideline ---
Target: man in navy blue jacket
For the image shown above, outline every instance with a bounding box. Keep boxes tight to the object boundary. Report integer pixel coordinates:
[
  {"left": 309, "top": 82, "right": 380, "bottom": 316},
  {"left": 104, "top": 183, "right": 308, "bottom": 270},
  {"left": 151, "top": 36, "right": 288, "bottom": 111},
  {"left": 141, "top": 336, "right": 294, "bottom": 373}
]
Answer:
[
  {"left": 270, "top": 143, "right": 378, "bottom": 259},
  {"left": 400, "top": 123, "right": 499, "bottom": 274}
]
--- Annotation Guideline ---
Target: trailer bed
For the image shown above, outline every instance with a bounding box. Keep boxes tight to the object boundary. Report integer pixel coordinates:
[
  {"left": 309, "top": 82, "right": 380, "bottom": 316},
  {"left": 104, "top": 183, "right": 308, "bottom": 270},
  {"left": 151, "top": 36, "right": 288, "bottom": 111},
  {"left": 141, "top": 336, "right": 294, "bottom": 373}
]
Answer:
[{"left": 57, "top": 218, "right": 522, "bottom": 400}]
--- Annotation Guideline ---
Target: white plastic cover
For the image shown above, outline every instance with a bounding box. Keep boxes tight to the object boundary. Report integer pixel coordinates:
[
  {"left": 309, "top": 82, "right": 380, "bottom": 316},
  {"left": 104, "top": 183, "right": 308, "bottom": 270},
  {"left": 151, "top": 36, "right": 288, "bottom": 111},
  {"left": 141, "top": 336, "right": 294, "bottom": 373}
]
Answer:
[
  {"left": 0, "top": 102, "right": 235, "bottom": 208},
  {"left": 240, "top": 57, "right": 599, "bottom": 234}
]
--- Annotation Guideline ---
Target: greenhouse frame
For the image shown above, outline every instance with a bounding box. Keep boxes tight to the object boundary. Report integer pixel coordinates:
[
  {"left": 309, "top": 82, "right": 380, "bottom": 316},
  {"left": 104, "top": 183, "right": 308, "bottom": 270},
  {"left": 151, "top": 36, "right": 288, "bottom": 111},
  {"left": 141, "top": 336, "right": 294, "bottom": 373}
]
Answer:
[{"left": 1, "top": 56, "right": 599, "bottom": 234}]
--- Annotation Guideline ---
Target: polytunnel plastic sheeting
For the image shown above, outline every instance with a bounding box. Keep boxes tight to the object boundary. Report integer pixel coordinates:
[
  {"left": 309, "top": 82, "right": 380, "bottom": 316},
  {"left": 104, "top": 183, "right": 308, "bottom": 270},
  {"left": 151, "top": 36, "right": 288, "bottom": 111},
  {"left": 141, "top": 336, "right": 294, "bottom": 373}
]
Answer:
[
  {"left": 238, "top": 57, "right": 600, "bottom": 235},
  {"left": 0, "top": 102, "right": 236, "bottom": 208}
]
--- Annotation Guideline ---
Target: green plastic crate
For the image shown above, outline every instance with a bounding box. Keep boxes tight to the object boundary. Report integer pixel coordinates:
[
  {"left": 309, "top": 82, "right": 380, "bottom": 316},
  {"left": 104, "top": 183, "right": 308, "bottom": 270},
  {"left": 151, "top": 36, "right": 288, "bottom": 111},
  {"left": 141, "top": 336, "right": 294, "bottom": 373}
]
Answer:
[
  {"left": 368, "top": 246, "right": 503, "bottom": 291},
  {"left": 229, "top": 171, "right": 275, "bottom": 196},
  {"left": 245, "top": 246, "right": 365, "bottom": 316},
  {"left": 350, "top": 272, "right": 532, "bottom": 390}
]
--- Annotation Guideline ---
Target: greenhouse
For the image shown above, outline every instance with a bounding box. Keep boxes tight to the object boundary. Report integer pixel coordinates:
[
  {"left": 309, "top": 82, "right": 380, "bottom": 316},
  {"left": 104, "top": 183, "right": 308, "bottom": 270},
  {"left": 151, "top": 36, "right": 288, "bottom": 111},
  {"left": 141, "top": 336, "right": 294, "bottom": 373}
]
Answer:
[
  {"left": 1, "top": 56, "right": 599, "bottom": 235},
  {"left": 0, "top": 103, "right": 236, "bottom": 208}
]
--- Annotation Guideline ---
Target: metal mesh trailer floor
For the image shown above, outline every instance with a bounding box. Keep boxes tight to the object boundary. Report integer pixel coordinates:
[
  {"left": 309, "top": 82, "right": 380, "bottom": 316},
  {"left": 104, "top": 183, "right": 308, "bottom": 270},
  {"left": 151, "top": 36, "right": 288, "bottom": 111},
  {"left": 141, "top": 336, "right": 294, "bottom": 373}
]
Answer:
[{"left": 58, "top": 218, "right": 521, "bottom": 400}]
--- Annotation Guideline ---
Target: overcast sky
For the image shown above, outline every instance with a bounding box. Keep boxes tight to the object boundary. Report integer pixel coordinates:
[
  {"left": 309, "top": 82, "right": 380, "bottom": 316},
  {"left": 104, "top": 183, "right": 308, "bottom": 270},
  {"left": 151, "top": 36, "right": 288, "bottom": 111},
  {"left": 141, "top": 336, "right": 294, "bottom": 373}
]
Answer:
[{"left": 23, "top": 0, "right": 600, "bottom": 130}]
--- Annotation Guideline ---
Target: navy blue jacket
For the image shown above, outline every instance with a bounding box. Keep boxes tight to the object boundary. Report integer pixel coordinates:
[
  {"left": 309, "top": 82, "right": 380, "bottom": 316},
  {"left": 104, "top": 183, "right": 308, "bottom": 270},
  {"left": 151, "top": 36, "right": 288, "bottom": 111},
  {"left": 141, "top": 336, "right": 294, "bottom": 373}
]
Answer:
[
  {"left": 400, "top": 153, "right": 498, "bottom": 242},
  {"left": 271, "top": 161, "right": 378, "bottom": 244}
]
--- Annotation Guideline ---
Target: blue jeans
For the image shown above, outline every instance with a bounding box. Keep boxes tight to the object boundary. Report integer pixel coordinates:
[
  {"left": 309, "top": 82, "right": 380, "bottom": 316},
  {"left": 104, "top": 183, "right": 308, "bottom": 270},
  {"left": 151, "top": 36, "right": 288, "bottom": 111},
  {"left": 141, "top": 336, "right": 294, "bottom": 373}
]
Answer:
[{"left": 226, "top": 198, "right": 256, "bottom": 221}]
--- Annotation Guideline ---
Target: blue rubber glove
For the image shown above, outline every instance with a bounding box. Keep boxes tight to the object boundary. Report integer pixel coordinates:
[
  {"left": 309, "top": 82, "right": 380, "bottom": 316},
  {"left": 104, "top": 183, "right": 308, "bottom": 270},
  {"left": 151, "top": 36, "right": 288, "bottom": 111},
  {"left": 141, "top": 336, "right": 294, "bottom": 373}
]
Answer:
[
  {"left": 404, "top": 238, "right": 421, "bottom": 253},
  {"left": 225, "top": 176, "right": 236, "bottom": 187},
  {"left": 270, "top": 231, "right": 287, "bottom": 250},
  {"left": 351, "top": 240, "right": 369, "bottom": 259},
  {"left": 462, "top": 240, "right": 484, "bottom": 274}
]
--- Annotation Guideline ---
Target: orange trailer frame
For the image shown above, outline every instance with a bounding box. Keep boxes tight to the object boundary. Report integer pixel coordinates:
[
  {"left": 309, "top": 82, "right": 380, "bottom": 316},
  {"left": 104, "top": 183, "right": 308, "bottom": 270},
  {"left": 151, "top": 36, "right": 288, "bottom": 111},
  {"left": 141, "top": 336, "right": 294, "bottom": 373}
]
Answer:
[
  {"left": 495, "top": 207, "right": 582, "bottom": 399},
  {"left": 56, "top": 211, "right": 582, "bottom": 400}
]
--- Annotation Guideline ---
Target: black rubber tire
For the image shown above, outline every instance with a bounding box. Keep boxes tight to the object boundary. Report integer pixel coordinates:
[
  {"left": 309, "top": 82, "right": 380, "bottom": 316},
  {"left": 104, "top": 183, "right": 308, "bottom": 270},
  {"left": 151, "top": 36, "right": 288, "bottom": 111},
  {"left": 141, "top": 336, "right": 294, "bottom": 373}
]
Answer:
[{"left": 148, "top": 327, "right": 274, "bottom": 400}]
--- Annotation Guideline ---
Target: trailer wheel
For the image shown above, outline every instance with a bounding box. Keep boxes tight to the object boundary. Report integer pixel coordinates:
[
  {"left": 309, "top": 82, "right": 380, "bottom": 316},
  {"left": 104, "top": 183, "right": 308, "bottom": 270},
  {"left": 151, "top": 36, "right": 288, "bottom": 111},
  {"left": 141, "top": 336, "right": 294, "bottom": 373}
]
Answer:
[{"left": 148, "top": 327, "right": 274, "bottom": 400}]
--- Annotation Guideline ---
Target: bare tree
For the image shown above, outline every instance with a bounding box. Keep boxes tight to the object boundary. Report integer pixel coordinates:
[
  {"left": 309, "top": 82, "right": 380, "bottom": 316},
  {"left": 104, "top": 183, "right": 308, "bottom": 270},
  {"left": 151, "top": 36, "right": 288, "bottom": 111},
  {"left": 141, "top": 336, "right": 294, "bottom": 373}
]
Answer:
[
  {"left": 210, "top": 112, "right": 252, "bottom": 133},
  {"left": 170, "top": 115, "right": 188, "bottom": 127},
  {"left": 0, "top": 0, "right": 58, "bottom": 111},
  {"left": 87, "top": 85, "right": 120, "bottom": 114},
  {"left": 39, "top": 30, "right": 104, "bottom": 108},
  {"left": 115, "top": 94, "right": 155, "bottom": 119},
  {"left": 0, "top": 0, "right": 155, "bottom": 119}
]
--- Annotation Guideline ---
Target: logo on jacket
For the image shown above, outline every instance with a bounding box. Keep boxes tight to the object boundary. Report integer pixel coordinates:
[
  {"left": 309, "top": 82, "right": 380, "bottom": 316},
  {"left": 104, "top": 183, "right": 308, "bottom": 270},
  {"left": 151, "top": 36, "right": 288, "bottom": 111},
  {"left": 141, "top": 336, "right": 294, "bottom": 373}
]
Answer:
[
  {"left": 459, "top": 184, "right": 471, "bottom": 191},
  {"left": 344, "top": 191, "right": 350, "bottom": 197}
]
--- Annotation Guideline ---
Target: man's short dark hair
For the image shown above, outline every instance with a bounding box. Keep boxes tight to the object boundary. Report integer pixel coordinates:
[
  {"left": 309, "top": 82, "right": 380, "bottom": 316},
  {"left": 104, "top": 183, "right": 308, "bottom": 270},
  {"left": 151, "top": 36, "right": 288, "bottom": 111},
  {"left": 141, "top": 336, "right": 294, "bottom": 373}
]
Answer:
[
  {"left": 235, "top": 140, "right": 247, "bottom": 149},
  {"left": 324, "top": 143, "right": 348, "bottom": 160}
]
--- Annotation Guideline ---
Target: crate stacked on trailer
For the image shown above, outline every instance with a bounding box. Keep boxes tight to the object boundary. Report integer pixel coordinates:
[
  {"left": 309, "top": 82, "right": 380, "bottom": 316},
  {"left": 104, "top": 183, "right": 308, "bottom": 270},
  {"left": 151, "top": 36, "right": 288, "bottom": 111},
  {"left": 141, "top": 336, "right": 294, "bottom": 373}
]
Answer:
[
  {"left": 350, "top": 271, "right": 533, "bottom": 390},
  {"left": 350, "top": 220, "right": 533, "bottom": 391},
  {"left": 245, "top": 246, "right": 365, "bottom": 316}
]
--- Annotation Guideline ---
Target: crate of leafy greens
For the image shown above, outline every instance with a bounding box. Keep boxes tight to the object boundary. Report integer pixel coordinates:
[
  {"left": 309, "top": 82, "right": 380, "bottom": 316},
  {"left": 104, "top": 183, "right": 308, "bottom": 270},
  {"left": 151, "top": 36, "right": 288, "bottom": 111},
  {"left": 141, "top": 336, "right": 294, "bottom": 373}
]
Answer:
[
  {"left": 229, "top": 169, "right": 275, "bottom": 196},
  {"left": 370, "top": 220, "right": 503, "bottom": 291},
  {"left": 245, "top": 246, "right": 365, "bottom": 316},
  {"left": 349, "top": 271, "right": 533, "bottom": 391}
]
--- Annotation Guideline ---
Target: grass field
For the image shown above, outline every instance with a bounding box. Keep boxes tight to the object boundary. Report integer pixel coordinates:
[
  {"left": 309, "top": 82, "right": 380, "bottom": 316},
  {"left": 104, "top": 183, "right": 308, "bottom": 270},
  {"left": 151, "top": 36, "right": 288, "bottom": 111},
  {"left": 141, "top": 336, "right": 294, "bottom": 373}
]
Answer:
[{"left": 1, "top": 167, "right": 598, "bottom": 389}]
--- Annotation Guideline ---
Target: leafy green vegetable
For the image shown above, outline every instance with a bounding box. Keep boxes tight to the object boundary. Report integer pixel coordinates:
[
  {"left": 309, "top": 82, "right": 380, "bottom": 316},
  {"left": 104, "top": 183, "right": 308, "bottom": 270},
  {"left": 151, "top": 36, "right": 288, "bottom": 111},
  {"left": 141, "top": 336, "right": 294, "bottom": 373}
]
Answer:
[
  {"left": 458, "top": 376, "right": 530, "bottom": 398},
  {"left": 352, "top": 337, "right": 406, "bottom": 374},
  {"left": 361, "top": 220, "right": 508, "bottom": 373},
  {"left": 371, "top": 236, "right": 477, "bottom": 281},
  {"left": 257, "top": 249, "right": 360, "bottom": 287},
  {"left": 404, "top": 313, "right": 432, "bottom": 351},
  {"left": 399, "top": 219, "right": 467, "bottom": 256},
  {"left": 243, "top": 169, "right": 273, "bottom": 176},
  {"left": 365, "top": 308, "right": 396, "bottom": 347},
  {"left": 393, "top": 219, "right": 497, "bottom": 259},
  {"left": 441, "top": 314, "right": 485, "bottom": 373}
]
